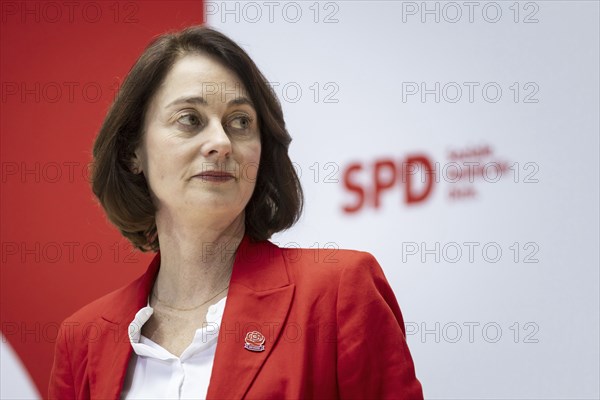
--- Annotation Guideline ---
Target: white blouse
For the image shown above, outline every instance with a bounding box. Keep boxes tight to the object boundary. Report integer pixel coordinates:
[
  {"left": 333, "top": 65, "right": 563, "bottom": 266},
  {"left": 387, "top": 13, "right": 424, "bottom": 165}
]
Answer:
[{"left": 121, "top": 296, "right": 228, "bottom": 399}]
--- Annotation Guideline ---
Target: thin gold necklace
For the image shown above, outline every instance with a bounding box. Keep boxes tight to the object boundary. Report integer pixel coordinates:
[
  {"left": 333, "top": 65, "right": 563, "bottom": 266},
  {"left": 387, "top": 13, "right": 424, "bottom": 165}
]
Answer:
[{"left": 151, "top": 285, "right": 229, "bottom": 312}]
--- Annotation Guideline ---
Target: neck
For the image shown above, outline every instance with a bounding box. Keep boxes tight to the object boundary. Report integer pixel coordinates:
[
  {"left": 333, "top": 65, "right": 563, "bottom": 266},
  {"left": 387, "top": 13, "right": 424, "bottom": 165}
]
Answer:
[{"left": 151, "top": 210, "right": 245, "bottom": 307}]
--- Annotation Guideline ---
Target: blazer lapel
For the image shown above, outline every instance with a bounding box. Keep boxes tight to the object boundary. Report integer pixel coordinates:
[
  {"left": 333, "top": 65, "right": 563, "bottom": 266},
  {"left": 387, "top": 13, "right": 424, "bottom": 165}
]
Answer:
[
  {"left": 82, "top": 236, "right": 293, "bottom": 399},
  {"left": 207, "top": 237, "right": 295, "bottom": 399},
  {"left": 89, "top": 253, "right": 161, "bottom": 399}
]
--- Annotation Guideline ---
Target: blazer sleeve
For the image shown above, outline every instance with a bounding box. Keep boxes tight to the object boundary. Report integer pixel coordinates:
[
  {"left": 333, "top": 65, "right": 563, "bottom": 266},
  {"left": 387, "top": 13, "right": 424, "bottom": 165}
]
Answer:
[
  {"left": 48, "top": 321, "right": 76, "bottom": 400},
  {"left": 336, "top": 252, "right": 424, "bottom": 400}
]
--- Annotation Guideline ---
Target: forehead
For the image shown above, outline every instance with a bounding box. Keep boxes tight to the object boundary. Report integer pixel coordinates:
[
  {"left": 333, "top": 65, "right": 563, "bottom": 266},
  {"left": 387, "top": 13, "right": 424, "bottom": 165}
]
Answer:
[{"left": 154, "top": 53, "right": 249, "bottom": 104}]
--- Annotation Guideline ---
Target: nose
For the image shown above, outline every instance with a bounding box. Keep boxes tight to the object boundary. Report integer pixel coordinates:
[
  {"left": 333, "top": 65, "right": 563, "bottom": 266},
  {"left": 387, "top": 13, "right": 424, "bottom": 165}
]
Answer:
[{"left": 201, "top": 119, "right": 232, "bottom": 160}]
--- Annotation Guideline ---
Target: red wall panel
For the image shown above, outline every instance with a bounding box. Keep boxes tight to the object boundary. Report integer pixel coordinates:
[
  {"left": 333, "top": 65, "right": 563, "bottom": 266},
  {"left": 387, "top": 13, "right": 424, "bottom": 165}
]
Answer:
[{"left": 1, "top": 1, "right": 204, "bottom": 395}]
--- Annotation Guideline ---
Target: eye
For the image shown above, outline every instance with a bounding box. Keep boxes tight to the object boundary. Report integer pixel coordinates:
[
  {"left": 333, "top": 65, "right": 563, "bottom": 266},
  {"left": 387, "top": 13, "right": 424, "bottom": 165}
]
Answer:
[
  {"left": 177, "top": 113, "right": 201, "bottom": 128},
  {"left": 228, "top": 115, "right": 253, "bottom": 130}
]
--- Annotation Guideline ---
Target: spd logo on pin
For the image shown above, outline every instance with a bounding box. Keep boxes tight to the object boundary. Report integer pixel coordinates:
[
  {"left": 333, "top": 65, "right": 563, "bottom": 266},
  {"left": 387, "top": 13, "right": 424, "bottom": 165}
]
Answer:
[{"left": 244, "top": 331, "right": 265, "bottom": 352}]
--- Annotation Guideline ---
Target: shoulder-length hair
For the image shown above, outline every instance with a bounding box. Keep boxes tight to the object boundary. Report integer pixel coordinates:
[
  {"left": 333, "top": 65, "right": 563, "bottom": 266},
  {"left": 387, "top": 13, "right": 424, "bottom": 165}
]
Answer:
[{"left": 91, "top": 25, "right": 303, "bottom": 252}]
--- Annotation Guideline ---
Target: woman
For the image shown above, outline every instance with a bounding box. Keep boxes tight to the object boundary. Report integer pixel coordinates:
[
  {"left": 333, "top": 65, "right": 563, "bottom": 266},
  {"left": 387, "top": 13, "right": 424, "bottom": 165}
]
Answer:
[{"left": 49, "top": 26, "right": 423, "bottom": 399}]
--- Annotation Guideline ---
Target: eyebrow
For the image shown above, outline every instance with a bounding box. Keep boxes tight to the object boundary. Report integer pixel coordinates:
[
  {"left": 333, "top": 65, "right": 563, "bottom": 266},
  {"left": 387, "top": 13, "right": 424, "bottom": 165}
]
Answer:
[{"left": 165, "top": 96, "right": 255, "bottom": 109}]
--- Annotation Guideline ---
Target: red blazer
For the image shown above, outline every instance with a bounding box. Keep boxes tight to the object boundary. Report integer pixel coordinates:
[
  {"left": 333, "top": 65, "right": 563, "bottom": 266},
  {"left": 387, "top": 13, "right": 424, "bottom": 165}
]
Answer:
[{"left": 49, "top": 236, "right": 423, "bottom": 399}]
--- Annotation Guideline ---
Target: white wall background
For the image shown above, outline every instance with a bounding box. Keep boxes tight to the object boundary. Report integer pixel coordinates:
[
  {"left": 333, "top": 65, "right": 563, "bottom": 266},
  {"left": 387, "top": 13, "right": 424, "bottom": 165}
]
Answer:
[{"left": 207, "top": 1, "right": 599, "bottom": 398}]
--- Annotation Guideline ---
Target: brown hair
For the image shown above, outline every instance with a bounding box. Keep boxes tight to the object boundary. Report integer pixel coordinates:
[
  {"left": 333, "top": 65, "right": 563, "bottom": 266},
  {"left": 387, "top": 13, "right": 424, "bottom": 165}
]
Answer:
[{"left": 91, "top": 25, "right": 303, "bottom": 251}]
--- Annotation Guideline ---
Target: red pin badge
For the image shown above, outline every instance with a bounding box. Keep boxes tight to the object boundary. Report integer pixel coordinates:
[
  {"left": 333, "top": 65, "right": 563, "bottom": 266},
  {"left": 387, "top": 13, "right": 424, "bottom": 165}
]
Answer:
[{"left": 244, "top": 331, "right": 266, "bottom": 352}]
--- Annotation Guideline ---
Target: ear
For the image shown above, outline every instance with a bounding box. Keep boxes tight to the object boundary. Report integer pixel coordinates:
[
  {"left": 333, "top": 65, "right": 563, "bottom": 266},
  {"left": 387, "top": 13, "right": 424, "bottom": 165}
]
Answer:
[{"left": 129, "top": 149, "right": 143, "bottom": 174}]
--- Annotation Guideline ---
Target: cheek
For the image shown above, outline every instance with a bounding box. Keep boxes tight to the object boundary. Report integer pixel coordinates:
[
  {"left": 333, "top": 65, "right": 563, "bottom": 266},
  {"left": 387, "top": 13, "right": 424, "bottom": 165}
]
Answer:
[
  {"left": 141, "top": 137, "right": 179, "bottom": 187},
  {"left": 239, "top": 142, "right": 261, "bottom": 182}
]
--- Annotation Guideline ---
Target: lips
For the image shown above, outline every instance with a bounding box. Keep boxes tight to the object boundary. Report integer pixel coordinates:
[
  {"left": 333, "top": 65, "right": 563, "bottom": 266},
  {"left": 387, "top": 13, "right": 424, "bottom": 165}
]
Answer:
[{"left": 193, "top": 170, "right": 235, "bottom": 182}]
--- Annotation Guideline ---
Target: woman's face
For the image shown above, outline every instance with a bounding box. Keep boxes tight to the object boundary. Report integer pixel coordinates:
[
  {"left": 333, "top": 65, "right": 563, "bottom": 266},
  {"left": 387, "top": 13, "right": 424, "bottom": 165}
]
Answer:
[{"left": 134, "top": 53, "right": 261, "bottom": 223}]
